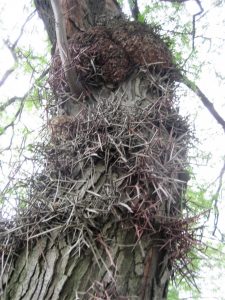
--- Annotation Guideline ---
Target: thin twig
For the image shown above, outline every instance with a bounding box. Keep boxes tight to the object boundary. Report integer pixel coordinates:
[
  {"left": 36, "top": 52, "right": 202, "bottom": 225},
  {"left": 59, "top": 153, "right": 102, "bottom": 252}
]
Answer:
[
  {"left": 0, "top": 10, "right": 36, "bottom": 88},
  {"left": 0, "top": 67, "right": 48, "bottom": 113},
  {"left": 212, "top": 158, "right": 225, "bottom": 235}
]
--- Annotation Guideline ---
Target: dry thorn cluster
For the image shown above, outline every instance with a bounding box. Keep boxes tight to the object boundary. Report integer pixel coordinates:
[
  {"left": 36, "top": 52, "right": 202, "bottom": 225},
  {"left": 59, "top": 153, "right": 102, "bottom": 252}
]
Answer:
[
  {"left": 49, "top": 20, "right": 176, "bottom": 94},
  {"left": 0, "top": 71, "right": 197, "bottom": 287},
  {"left": 0, "top": 20, "right": 199, "bottom": 291}
]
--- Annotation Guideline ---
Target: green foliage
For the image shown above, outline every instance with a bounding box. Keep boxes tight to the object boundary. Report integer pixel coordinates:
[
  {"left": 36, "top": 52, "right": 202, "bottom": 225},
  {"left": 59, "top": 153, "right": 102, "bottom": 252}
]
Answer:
[
  {"left": 25, "top": 87, "right": 41, "bottom": 110},
  {"left": 117, "top": 0, "right": 124, "bottom": 6},
  {"left": 167, "top": 286, "right": 179, "bottom": 300},
  {"left": 186, "top": 187, "right": 212, "bottom": 212},
  {"left": 27, "top": 143, "right": 35, "bottom": 153},
  {"left": 137, "top": 13, "right": 145, "bottom": 24},
  {"left": 136, "top": 1, "right": 204, "bottom": 77},
  {"left": 17, "top": 46, "right": 49, "bottom": 75},
  {"left": 171, "top": 2, "right": 183, "bottom": 11}
]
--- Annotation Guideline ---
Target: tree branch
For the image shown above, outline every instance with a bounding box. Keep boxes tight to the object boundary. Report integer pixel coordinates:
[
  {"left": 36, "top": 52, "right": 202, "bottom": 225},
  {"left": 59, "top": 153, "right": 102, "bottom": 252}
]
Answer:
[
  {"left": 50, "top": 0, "right": 83, "bottom": 98},
  {"left": 0, "top": 100, "right": 24, "bottom": 136},
  {"left": 12, "top": 10, "right": 36, "bottom": 50},
  {"left": 0, "top": 10, "right": 36, "bottom": 88},
  {"left": 0, "top": 68, "right": 49, "bottom": 137},
  {"left": 212, "top": 158, "right": 225, "bottom": 235},
  {"left": 0, "top": 40, "right": 18, "bottom": 88},
  {"left": 128, "top": 0, "right": 140, "bottom": 21},
  {"left": 182, "top": 75, "right": 225, "bottom": 133},
  {"left": 0, "top": 96, "right": 25, "bottom": 113},
  {"left": 160, "top": 0, "right": 204, "bottom": 49},
  {"left": 191, "top": 0, "right": 204, "bottom": 50},
  {"left": 0, "top": 67, "right": 15, "bottom": 88},
  {"left": 0, "top": 68, "right": 49, "bottom": 114},
  {"left": 162, "top": 1, "right": 224, "bottom": 131}
]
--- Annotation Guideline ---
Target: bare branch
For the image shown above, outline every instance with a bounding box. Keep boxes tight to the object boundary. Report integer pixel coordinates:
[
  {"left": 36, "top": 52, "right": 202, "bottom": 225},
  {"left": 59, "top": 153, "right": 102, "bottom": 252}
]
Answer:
[
  {"left": 0, "top": 100, "right": 24, "bottom": 136},
  {"left": 0, "top": 10, "right": 36, "bottom": 88},
  {"left": 0, "top": 68, "right": 49, "bottom": 137},
  {"left": 212, "top": 159, "right": 225, "bottom": 235},
  {"left": 182, "top": 75, "right": 225, "bottom": 133},
  {"left": 0, "top": 40, "right": 18, "bottom": 88},
  {"left": 161, "top": 0, "right": 224, "bottom": 133},
  {"left": 50, "top": 0, "right": 83, "bottom": 98},
  {"left": 128, "top": 0, "right": 140, "bottom": 21},
  {"left": 160, "top": 0, "right": 204, "bottom": 50},
  {"left": 0, "top": 68, "right": 49, "bottom": 114},
  {"left": 191, "top": 0, "right": 204, "bottom": 50},
  {"left": 11, "top": 10, "right": 36, "bottom": 50},
  {"left": 0, "top": 96, "right": 26, "bottom": 113},
  {"left": 0, "top": 68, "right": 15, "bottom": 88}
]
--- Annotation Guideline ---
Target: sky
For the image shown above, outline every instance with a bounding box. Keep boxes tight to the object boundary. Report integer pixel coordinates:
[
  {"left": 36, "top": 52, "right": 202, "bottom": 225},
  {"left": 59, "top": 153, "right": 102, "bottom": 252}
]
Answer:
[{"left": 0, "top": 0, "right": 225, "bottom": 299}]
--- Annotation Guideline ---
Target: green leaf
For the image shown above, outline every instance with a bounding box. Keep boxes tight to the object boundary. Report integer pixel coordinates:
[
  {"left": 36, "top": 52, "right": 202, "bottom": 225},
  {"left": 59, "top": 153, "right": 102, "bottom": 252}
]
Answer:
[
  {"left": 137, "top": 13, "right": 145, "bottom": 23},
  {"left": 168, "top": 286, "right": 179, "bottom": 300}
]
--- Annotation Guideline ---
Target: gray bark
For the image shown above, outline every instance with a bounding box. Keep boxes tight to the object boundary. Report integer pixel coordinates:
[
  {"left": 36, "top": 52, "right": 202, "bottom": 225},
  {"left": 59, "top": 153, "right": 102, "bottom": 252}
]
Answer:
[
  {"left": 2, "top": 73, "right": 171, "bottom": 299},
  {"left": 4, "top": 225, "right": 169, "bottom": 300},
  {"left": 1, "top": 1, "right": 182, "bottom": 299}
]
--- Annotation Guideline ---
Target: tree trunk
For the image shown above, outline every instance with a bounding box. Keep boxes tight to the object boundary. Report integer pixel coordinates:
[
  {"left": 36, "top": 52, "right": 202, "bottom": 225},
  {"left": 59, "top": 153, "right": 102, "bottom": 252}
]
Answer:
[
  {"left": 1, "top": 1, "right": 191, "bottom": 299},
  {"left": 5, "top": 225, "right": 169, "bottom": 300}
]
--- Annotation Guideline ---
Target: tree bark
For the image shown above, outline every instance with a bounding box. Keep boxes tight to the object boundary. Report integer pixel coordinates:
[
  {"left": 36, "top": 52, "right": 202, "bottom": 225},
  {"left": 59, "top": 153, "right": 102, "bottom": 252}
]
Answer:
[
  {"left": 1, "top": 1, "right": 188, "bottom": 299},
  {"left": 2, "top": 72, "right": 173, "bottom": 299},
  {"left": 5, "top": 225, "right": 169, "bottom": 300}
]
